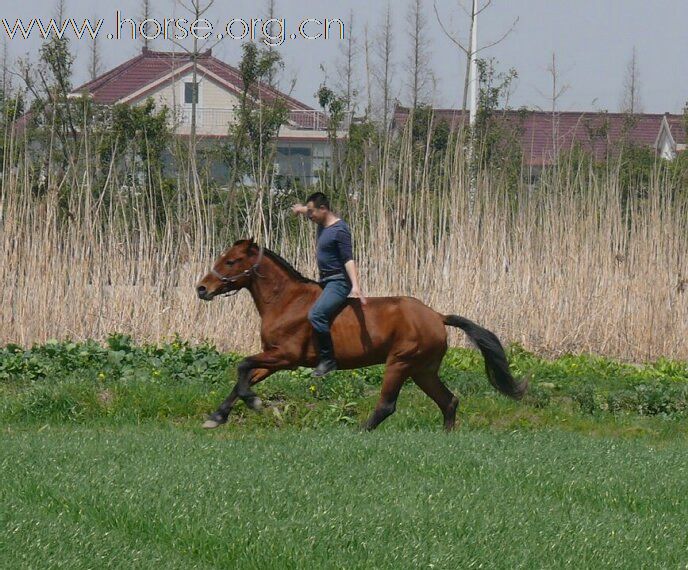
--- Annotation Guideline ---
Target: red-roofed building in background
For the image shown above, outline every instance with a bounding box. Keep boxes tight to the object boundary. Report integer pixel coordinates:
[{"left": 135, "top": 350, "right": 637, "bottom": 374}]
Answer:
[
  {"left": 68, "top": 48, "right": 344, "bottom": 184},
  {"left": 392, "top": 105, "right": 687, "bottom": 169}
]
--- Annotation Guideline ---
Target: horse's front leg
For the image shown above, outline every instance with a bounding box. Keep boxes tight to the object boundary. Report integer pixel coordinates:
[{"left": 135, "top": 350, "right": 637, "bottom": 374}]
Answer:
[
  {"left": 204, "top": 352, "right": 294, "bottom": 429},
  {"left": 235, "top": 357, "right": 267, "bottom": 411},
  {"left": 203, "top": 368, "right": 272, "bottom": 429},
  {"left": 236, "top": 352, "right": 298, "bottom": 407}
]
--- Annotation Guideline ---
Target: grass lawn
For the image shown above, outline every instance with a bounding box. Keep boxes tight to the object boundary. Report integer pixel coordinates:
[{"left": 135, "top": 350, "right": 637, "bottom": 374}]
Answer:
[
  {"left": 1, "top": 339, "right": 687, "bottom": 568},
  {"left": 2, "top": 424, "right": 687, "bottom": 569}
]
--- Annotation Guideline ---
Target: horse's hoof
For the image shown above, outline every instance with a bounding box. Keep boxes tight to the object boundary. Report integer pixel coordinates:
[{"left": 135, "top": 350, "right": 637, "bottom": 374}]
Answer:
[
  {"left": 202, "top": 412, "right": 226, "bottom": 429},
  {"left": 250, "top": 397, "right": 263, "bottom": 412}
]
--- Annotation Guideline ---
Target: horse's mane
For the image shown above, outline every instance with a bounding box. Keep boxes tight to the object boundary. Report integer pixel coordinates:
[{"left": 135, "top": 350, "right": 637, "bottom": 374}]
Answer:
[{"left": 262, "top": 248, "right": 319, "bottom": 286}]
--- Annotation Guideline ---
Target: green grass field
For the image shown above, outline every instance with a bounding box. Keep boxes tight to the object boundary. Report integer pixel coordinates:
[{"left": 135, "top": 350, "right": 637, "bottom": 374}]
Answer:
[
  {"left": 2, "top": 426, "right": 687, "bottom": 569},
  {"left": 1, "top": 339, "right": 687, "bottom": 568}
]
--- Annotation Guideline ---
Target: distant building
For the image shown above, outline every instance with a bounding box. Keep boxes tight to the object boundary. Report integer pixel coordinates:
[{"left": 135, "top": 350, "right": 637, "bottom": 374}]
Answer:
[
  {"left": 68, "top": 48, "right": 346, "bottom": 185},
  {"left": 392, "top": 105, "right": 687, "bottom": 170},
  {"left": 656, "top": 114, "right": 687, "bottom": 160}
]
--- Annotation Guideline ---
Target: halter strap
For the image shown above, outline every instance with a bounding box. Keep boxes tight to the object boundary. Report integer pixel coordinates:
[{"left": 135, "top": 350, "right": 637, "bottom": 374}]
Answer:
[{"left": 210, "top": 245, "right": 264, "bottom": 284}]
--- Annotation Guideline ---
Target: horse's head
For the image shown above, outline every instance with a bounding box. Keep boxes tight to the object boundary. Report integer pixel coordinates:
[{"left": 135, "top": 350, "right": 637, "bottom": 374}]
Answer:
[{"left": 196, "top": 238, "right": 263, "bottom": 301}]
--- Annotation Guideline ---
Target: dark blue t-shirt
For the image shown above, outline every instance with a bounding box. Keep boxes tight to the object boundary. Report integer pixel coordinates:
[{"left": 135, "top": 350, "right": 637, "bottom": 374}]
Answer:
[{"left": 316, "top": 220, "right": 353, "bottom": 277}]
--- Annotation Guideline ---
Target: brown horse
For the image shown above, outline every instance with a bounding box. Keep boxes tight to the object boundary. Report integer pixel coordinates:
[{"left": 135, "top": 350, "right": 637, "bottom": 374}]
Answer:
[{"left": 196, "top": 239, "right": 527, "bottom": 431}]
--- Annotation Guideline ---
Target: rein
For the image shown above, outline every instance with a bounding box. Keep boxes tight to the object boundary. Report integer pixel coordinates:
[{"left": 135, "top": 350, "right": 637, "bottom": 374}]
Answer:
[{"left": 210, "top": 246, "right": 264, "bottom": 297}]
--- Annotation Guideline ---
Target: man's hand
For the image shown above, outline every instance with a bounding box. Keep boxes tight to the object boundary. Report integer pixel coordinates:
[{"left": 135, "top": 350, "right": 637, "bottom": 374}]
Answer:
[
  {"left": 350, "top": 286, "right": 367, "bottom": 305},
  {"left": 344, "top": 260, "right": 366, "bottom": 306},
  {"left": 291, "top": 203, "right": 307, "bottom": 215}
]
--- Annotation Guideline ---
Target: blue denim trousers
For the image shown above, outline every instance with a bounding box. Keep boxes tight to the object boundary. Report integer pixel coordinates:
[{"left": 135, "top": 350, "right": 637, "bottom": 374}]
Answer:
[{"left": 308, "top": 276, "right": 352, "bottom": 334}]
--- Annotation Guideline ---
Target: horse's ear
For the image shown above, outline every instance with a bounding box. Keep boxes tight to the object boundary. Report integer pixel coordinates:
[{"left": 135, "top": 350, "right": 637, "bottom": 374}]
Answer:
[{"left": 247, "top": 238, "right": 258, "bottom": 252}]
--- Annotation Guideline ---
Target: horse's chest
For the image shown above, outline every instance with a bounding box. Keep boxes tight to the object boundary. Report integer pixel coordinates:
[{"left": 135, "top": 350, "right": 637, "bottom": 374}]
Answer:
[{"left": 259, "top": 319, "right": 307, "bottom": 350}]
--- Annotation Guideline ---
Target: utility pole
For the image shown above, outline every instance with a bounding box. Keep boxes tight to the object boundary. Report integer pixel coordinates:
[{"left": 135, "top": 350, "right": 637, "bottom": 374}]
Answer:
[
  {"left": 434, "top": 0, "right": 518, "bottom": 115},
  {"left": 467, "top": 0, "right": 479, "bottom": 214},
  {"left": 469, "top": 0, "right": 478, "bottom": 127},
  {"left": 433, "top": 0, "right": 518, "bottom": 208}
]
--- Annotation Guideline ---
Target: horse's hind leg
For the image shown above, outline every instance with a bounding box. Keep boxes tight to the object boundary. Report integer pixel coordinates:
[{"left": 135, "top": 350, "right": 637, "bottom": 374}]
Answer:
[
  {"left": 412, "top": 366, "right": 459, "bottom": 432},
  {"left": 363, "top": 361, "right": 411, "bottom": 431},
  {"left": 203, "top": 368, "right": 273, "bottom": 429}
]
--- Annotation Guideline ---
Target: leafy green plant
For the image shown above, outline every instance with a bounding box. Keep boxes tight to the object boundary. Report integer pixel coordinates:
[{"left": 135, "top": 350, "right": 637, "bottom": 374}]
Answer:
[{"left": 1, "top": 338, "right": 687, "bottom": 426}]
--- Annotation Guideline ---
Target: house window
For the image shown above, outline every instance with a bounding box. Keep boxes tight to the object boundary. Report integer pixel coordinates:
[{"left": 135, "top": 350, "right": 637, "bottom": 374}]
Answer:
[
  {"left": 184, "top": 81, "right": 199, "bottom": 104},
  {"left": 276, "top": 144, "right": 314, "bottom": 183}
]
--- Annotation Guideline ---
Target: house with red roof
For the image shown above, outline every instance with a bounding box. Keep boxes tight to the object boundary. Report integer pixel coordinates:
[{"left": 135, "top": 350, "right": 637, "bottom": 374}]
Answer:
[
  {"left": 392, "top": 105, "right": 687, "bottom": 168},
  {"left": 69, "top": 47, "right": 342, "bottom": 184}
]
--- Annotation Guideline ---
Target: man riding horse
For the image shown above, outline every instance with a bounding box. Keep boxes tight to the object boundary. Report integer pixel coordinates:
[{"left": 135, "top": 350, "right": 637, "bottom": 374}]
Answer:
[
  {"left": 196, "top": 201, "right": 527, "bottom": 431},
  {"left": 291, "top": 192, "right": 366, "bottom": 377}
]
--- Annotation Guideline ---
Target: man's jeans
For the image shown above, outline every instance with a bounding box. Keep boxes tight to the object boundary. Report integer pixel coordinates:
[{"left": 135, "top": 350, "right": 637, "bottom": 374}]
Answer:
[{"left": 308, "top": 276, "right": 352, "bottom": 334}]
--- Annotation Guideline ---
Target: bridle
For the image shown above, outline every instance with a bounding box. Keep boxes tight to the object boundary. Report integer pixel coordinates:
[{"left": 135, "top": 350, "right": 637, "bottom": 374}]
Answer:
[{"left": 209, "top": 245, "right": 264, "bottom": 297}]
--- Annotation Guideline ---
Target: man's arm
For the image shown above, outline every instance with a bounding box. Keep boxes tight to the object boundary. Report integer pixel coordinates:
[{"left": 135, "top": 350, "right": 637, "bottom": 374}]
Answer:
[
  {"left": 291, "top": 203, "right": 308, "bottom": 216},
  {"left": 337, "top": 226, "right": 366, "bottom": 305},
  {"left": 344, "top": 260, "right": 366, "bottom": 305}
]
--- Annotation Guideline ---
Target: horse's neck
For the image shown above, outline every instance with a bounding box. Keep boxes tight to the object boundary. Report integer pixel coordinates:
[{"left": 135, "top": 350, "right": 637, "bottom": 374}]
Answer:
[{"left": 247, "top": 262, "right": 313, "bottom": 318}]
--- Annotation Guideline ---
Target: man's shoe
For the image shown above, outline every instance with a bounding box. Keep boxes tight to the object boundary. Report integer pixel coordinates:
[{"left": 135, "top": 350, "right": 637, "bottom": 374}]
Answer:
[{"left": 312, "top": 358, "right": 338, "bottom": 377}]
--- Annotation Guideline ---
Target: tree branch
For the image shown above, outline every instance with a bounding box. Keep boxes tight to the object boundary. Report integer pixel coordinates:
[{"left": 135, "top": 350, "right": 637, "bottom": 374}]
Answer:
[
  {"left": 476, "top": 0, "right": 494, "bottom": 16},
  {"left": 475, "top": 16, "right": 519, "bottom": 53},
  {"left": 433, "top": 1, "right": 469, "bottom": 55},
  {"left": 176, "top": 0, "right": 196, "bottom": 15},
  {"left": 166, "top": 36, "right": 192, "bottom": 54},
  {"left": 456, "top": 0, "right": 472, "bottom": 19}
]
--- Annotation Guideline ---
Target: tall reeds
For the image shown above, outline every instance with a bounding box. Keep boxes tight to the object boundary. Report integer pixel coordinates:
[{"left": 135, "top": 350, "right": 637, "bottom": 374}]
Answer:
[{"left": 1, "top": 115, "right": 686, "bottom": 361}]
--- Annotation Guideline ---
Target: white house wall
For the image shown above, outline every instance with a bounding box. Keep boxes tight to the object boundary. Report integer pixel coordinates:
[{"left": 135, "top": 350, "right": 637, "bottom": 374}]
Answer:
[
  {"left": 131, "top": 74, "right": 333, "bottom": 141},
  {"left": 657, "top": 132, "right": 677, "bottom": 160},
  {"left": 137, "top": 73, "right": 243, "bottom": 136}
]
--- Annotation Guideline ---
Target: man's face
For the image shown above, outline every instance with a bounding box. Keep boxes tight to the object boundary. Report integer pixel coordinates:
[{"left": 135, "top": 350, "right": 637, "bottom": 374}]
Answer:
[{"left": 306, "top": 201, "right": 327, "bottom": 225}]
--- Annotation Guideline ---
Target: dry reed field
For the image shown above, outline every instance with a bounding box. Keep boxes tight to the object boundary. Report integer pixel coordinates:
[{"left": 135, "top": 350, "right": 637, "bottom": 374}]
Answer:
[{"left": 1, "top": 125, "right": 686, "bottom": 362}]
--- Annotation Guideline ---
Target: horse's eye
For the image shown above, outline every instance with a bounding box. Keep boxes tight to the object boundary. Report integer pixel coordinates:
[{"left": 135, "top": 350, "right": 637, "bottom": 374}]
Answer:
[{"left": 226, "top": 260, "right": 235, "bottom": 266}]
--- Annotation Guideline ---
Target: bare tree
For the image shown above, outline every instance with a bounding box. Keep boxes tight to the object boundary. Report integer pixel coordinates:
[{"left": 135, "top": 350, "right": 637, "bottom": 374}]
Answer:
[
  {"left": 168, "top": 0, "right": 225, "bottom": 178},
  {"left": 620, "top": 46, "right": 643, "bottom": 114},
  {"left": 1, "top": 38, "right": 9, "bottom": 98},
  {"left": 140, "top": 0, "right": 152, "bottom": 51},
  {"left": 535, "top": 53, "right": 570, "bottom": 163},
  {"left": 406, "top": 0, "right": 433, "bottom": 108},
  {"left": 373, "top": 3, "right": 395, "bottom": 128},
  {"left": 336, "top": 10, "right": 358, "bottom": 115},
  {"left": 434, "top": 0, "right": 518, "bottom": 114},
  {"left": 264, "top": 0, "right": 278, "bottom": 88},
  {"left": 89, "top": 18, "right": 103, "bottom": 81},
  {"left": 55, "top": 0, "right": 66, "bottom": 26},
  {"left": 363, "top": 24, "right": 373, "bottom": 118}
]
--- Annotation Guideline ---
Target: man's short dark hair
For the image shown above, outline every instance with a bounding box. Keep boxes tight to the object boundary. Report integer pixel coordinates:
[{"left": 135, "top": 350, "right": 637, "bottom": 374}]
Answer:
[{"left": 306, "top": 192, "right": 330, "bottom": 210}]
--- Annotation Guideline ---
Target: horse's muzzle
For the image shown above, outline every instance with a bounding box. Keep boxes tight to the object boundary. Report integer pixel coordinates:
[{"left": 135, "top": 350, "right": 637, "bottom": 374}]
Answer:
[{"left": 197, "top": 285, "right": 212, "bottom": 300}]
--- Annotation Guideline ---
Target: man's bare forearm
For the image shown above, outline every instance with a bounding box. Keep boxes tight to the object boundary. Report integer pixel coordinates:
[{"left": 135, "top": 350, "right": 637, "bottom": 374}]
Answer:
[
  {"left": 345, "top": 260, "right": 366, "bottom": 304},
  {"left": 344, "top": 260, "right": 360, "bottom": 288}
]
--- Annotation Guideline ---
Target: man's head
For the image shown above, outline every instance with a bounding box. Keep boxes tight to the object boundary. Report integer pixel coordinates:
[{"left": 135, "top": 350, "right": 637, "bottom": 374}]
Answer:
[{"left": 305, "top": 192, "right": 330, "bottom": 225}]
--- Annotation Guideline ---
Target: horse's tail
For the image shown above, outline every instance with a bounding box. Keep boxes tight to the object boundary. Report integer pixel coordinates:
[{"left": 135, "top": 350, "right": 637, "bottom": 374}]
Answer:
[{"left": 443, "top": 315, "right": 528, "bottom": 400}]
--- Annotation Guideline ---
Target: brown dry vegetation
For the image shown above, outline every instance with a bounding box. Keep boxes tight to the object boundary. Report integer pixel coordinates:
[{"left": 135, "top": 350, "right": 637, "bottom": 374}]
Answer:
[{"left": 1, "top": 122, "right": 686, "bottom": 362}]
